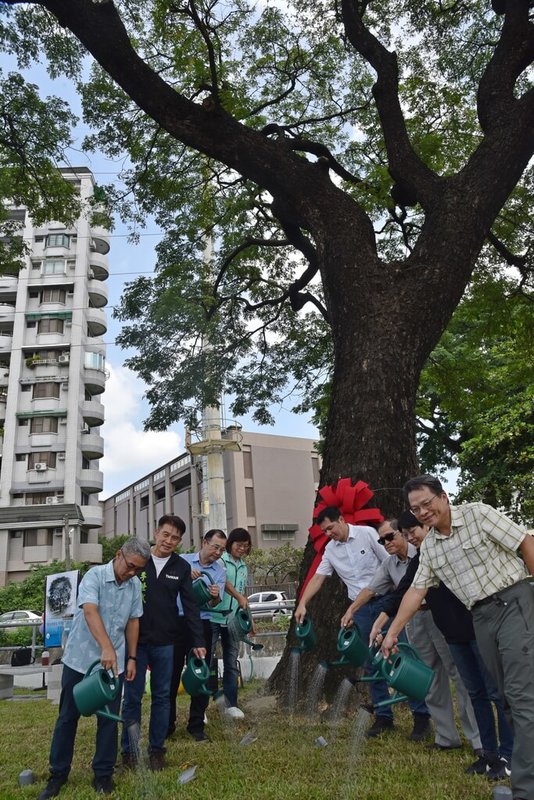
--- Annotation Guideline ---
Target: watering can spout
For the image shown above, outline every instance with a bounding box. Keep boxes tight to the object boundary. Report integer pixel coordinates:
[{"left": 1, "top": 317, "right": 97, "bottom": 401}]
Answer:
[{"left": 96, "top": 708, "right": 124, "bottom": 724}]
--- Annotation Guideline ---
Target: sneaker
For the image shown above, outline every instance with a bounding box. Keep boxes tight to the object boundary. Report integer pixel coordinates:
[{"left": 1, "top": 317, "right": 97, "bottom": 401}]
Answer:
[
  {"left": 92, "top": 775, "right": 115, "bottom": 794},
  {"left": 465, "top": 754, "right": 489, "bottom": 774},
  {"left": 366, "top": 716, "right": 394, "bottom": 738},
  {"left": 486, "top": 755, "right": 511, "bottom": 780},
  {"left": 409, "top": 713, "right": 432, "bottom": 742},
  {"left": 224, "top": 706, "right": 245, "bottom": 720},
  {"left": 37, "top": 775, "right": 68, "bottom": 800},
  {"left": 148, "top": 751, "right": 166, "bottom": 772}
]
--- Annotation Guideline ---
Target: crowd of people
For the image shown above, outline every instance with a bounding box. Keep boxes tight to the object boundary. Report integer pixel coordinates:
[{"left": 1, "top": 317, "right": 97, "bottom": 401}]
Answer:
[
  {"left": 37, "top": 517, "right": 253, "bottom": 799},
  {"left": 37, "top": 473, "right": 533, "bottom": 800},
  {"left": 295, "top": 474, "right": 533, "bottom": 800}
]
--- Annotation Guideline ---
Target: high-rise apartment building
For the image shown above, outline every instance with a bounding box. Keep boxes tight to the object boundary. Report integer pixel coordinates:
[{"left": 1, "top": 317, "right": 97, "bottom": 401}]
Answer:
[{"left": 0, "top": 167, "right": 107, "bottom": 586}]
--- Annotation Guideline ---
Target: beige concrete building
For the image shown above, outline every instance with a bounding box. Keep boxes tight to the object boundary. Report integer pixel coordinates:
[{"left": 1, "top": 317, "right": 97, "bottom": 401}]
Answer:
[
  {"left": 0, "top": 168, "right": 107, "bottom": 585},
  {"left": 103, "top": 427, "right": 320, "bottom": 549}
]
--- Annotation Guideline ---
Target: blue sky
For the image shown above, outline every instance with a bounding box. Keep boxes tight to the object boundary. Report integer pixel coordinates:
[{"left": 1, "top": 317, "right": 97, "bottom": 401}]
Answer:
[{"left": 1, "top": 53, "right": 319, "bottom": 498}]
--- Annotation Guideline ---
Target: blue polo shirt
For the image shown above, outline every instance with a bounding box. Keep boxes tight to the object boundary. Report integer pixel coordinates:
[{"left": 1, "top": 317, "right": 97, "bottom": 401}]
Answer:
[
  {"left": 177, "top": 553, "right": 226, "bottom": 620},
  {"left": 62, "top": 561, "right": 143, "bottom": 675}
]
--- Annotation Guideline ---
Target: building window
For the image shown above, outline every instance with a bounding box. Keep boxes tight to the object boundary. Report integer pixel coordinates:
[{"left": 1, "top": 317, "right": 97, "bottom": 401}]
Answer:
[
  {"left": 37, "top": 318, "right": 64, "bottom": 334},
  {"left": 82, "top": 456, "right": 91, "bottom": 469},
  {"left": 81, "top": 492, "right": 90, "bottom": 505},
  {"left": 46, "top": 233, "right": 70, "bottom": 248},
  {"left": 245, "top": 486, "right": 256, "bottom": 517},
  {"left": 154, "top": 487, "right": 165, "bottom": 501},
  {"left": 8, "top": 209, "right": 26, "bottom": 223},
  {"left": 84, "top": 351, "right": 106, "bottom": 371},
  {"left": 15, "top": 454, "right": 27, "bottom": 462},
  {"left": 30, "top": 416, "right": 59, "bottom": 433},
  {"left": 80, "top": 531, "right": 89, "bottom": 544},
  {"left": 29, "top": 452, "right": 57, "bottom": 469},
  {"left": 243, "top": 449, "right": 253, "bottom": 480},
  {"left": 32, "top": 382, "right": 60, "bottom": 399},
  {"left": 25, "top": 493, "right": 50, "bottom": 505},
  {"left": 42, "top": 259, "right": 65, "bottom": 275},
  {"left": 40, "top": 288, "right": 66, "bottom": 304},
  {"left": 23, "top": 529, "right": 54, "bottom": 547}
]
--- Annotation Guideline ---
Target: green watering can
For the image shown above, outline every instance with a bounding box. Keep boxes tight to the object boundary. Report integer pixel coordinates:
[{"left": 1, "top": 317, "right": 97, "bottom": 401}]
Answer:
[
  {"left": 73, "top": 660, "right": 123, "bottom": 723},
  {"left": 295, "top": 616, "right": 317, "bottom": 652},
  {"left": 192, "top": 571, "right": 215, "bottom": 609},
  {"left": 355, "top": 642, "right": 434, "bottom": 712},
  {"left": 230, "top": 607, "right": 264, "bottom": 651},
  {"left": 329, "top": 625, "right": 369, "bottom": 668},
  {"left": 378, "top": 642, "right": 434, "bottom": 703},
  {"left": 181, "top": 651, "right": 213, "bottom": 698}
]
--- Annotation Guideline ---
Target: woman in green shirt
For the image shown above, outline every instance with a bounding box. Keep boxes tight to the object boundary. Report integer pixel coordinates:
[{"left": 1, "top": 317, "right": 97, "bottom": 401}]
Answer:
[{"left": 211, "top": 527, "right": 253, "bottom": 719}]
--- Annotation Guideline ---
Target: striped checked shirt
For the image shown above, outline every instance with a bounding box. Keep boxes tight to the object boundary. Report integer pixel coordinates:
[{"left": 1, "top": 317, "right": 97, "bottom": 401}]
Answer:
[{"left": 411, "top": 502, "right": 530, "bottom": 609}]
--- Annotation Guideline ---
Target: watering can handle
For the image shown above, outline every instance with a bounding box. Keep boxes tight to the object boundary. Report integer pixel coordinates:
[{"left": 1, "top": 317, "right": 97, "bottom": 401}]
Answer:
[
  {"left": 85, "top": 659, "right": 117, "bottom": 682},
  {"left": 194, "top": 571, "right": 215, "bottom": 585}
]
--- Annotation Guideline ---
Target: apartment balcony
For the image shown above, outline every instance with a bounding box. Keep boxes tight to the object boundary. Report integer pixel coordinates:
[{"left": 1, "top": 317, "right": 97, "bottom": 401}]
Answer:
[
  {"left": 0, "top": 303, "right": 15, "bottom": 323},
  {"left": 80, "top": 432, "right": 104, "bottom": 460},
  {"left": 80, "top": 468, "right": 104, "bottom": 493},
  {"left": 87, "top": 278, "right": 108, "bottom": 308},
  {"left": 0, "top": 275, "right": 18, "bottom": 291},
  {"left": 0, "top": 334, "right": 12, "bottom": 353},
  {"left": 87, "top": 307, "right": 107, "bottom": 337},
  {"left": 89, "top": 252, "right": 109, "bottom": 281},
  {"left": 79, "top": 505, "right": 104, "bottom": 529},
  {"left": 90, "top": 234, "right": 110, "bottom": 256},
  {"left": 28, "top": 467, "right": 55, "bottom": 484},
  {"left": 84, "top": 366, "right": 107, "bottom": 395},
  {"left": 81, "top": 400, "right": 105, "bottom": 426},
  {"left": 78, "top": 541, "right": 103, "bottom": 561},
  {"left": 0, "top": 367, "right": 8, "bottom": 388},
  {"left": 22, "top": 545, "right": 53, "bottom": 564}
]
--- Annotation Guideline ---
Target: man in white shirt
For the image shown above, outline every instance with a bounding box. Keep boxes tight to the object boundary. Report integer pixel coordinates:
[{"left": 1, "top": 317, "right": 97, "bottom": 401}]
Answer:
[{"left": 295, "top": 506, "right": 392, "bottom": 737}]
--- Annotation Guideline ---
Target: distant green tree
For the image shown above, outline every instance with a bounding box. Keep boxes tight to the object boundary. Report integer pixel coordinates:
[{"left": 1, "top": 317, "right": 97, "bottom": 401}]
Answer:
[
  {"left": 417, "top": 275, "right": 533, "bottom": 524},
  {"left": 247, "top": 544, "right": 304, "bottom": 586},
  {"left": 98, "top": 535, "right": 129, "bottom": 564}
]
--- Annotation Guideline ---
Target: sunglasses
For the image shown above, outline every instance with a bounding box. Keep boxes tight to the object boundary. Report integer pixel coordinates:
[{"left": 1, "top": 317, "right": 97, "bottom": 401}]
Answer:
[{"left": 378, "top": 532, "right": 396, "bottom": 546}]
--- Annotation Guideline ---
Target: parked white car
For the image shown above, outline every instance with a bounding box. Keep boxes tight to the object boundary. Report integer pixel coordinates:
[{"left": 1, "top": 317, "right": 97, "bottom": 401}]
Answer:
[
  {"left": 0, "top": 610, "right": 42, "bottom": 630},
  {"left": 247, "top": 591, "right": 294, "bottom": 620}
]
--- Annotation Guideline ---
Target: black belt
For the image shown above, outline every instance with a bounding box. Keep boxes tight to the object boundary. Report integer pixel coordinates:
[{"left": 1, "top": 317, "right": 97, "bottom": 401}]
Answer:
[{"left": 472, "top": 579, "right": 531, "bottom": 610}]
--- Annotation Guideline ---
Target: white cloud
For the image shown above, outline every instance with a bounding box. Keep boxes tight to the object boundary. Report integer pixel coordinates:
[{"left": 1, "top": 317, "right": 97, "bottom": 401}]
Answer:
[{"left": 100, "top": 364, "right": 182, "bottom": 499}]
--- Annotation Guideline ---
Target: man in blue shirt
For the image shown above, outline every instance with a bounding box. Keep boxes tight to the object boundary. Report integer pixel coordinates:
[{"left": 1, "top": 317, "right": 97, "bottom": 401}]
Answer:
[
  {"left": 38, "top": 538, "right": 150, "bottom": 800},
  {"left": 168, "top": 529, "right": 227, "bottom": 742}
]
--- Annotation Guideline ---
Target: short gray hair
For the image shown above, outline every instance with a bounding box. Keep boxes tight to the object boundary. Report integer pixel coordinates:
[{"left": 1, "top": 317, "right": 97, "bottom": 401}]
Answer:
[{"left": 121, "top": 537, "right": 151, "bottom": 561}]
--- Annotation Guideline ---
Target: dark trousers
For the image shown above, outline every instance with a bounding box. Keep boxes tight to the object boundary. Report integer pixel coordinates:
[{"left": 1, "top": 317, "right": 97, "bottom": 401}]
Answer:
[
  {"left": 48, "top": 664, "right": 123, "bottom": 779},
  {"left": 168, "top": 618, "right": 213, "bottom": 736}
]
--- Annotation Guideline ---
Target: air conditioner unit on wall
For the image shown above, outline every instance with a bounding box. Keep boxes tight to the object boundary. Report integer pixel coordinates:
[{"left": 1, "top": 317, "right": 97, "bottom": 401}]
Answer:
[
  {"left": 58, "top": 354, "right": 70, "bottom": 364},
  {"left": 34, "top": 462, "right": 48, "bottom": 471},
  {"left": 46, "top": 496, "right": 59, "bottom": 505},
  {"left": 57, "top": 453, "right": 66, "bottom": 461}
]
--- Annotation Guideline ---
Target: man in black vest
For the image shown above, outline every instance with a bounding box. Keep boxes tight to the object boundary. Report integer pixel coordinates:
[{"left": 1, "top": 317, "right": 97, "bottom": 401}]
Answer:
[{"left": 120, "top": 515, "right": 205, "bottom": 771}]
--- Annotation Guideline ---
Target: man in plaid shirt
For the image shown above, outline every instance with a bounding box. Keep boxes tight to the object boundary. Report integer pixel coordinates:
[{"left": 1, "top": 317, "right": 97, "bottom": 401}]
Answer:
[{"left": 382, "top": 474, "right": 534, "bottom": 800}]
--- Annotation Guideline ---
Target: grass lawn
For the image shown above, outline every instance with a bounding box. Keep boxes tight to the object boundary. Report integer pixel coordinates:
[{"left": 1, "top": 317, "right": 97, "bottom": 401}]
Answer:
[{"left": 0, "top": 682, "right": 503, "bottom": 800}]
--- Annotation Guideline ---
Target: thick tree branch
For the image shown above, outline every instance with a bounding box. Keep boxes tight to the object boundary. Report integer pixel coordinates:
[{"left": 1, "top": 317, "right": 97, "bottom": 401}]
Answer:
[
  {"left": 477, "top": 1, "right": 534, "bottom": 132},
  {"left": 340, "top": 0, "right": 438, "bottom": 208}
]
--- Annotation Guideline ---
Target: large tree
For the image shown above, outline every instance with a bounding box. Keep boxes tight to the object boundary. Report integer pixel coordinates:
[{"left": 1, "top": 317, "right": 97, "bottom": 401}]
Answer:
[{"left": 2, "top": 0, "right": 533, "bottom": 693}]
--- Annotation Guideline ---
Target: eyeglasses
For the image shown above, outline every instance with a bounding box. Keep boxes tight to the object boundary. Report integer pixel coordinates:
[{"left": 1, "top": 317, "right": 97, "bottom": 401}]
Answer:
[
  {"left": 409, "top": 496, "right": 438, "bottom": 515},
  {"left": 206, "top": 543, "right": 226, "bottom": 554},
  {"left": 120, "top": 551, "right": 144, "bottom": 573},
  {"left": 378, "top": 532, "right": 396, "bottom": 546}
]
